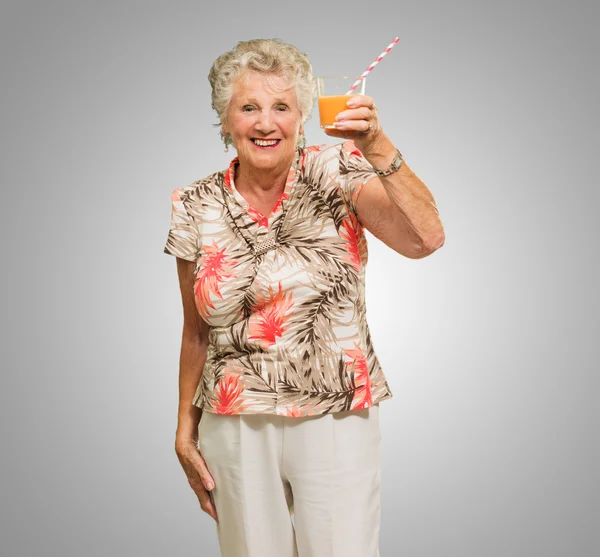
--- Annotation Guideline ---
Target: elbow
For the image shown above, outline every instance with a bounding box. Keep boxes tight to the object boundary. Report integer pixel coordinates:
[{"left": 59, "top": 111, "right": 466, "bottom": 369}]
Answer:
[
  {"left": 427, "top": 231, "right": 445, "bottom": 252},
  {"left": 424, "top": 223, "right": 446, "bottom": 251},
  {"left": 412, "top": 231, "right": 445, "bottom": 259}
]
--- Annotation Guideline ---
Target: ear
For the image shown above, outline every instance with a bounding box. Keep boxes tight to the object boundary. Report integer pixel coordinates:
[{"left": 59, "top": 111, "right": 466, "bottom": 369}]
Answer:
[{"left": 221, "top": 118, "right": 229, "bottom": 135}]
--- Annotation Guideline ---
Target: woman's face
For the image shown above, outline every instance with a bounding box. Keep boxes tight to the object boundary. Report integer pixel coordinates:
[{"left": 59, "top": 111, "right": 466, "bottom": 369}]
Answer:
[{"left": 223, "top": 71, "right": 304, "bottom": 172}]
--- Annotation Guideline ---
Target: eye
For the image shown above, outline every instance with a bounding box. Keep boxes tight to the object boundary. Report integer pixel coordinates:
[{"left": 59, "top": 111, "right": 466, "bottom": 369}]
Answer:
[
  {"left": 276, "top": 104, "right": 289, "bottom": 111},
  {"left": 242, "top": 105, "right": 256, "bottom": 112}
]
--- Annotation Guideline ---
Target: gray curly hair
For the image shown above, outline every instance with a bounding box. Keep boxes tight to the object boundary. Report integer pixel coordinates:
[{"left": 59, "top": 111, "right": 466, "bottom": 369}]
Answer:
[{"left": 208, "top": 38, "right": 316, "bottom": 147}]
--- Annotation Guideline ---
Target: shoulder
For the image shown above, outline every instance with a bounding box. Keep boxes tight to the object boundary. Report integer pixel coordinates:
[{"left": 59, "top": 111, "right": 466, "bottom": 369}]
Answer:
[
  {"left": 301, "top": 142, "right": 372, "bottom": 185},
  {"left": 171, "top": 170, "right": 223, "bottom": 204},
  {"left": 303, "top": 141, "right": 367, "bottom": 165}
]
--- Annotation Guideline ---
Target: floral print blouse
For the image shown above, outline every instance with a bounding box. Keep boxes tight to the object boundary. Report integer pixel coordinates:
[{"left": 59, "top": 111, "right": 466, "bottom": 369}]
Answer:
[{"left": 163, "top": 141, "right": 393, "bottom": 417}]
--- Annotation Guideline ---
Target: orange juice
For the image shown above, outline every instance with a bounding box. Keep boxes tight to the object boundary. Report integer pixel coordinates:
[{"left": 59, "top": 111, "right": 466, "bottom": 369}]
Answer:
[{"left": 318, "top": 95, "right": 353, "bottom": 128}]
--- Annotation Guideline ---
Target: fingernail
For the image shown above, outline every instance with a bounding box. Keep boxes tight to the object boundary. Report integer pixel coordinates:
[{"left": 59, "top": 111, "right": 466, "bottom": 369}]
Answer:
[
  {"left": 346, "top": 99, "right": 357, "bottom": 107},
  {"left": 333, "top": 121, "right": 344, "bottom": 129},
  {"left": 206, "top": 481, "right": 214, "bottom": 490}
]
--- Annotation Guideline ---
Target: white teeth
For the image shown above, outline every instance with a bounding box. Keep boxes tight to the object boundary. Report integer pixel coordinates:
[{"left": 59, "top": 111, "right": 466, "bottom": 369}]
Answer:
[{"left": 253, "top": 139, "right": 279, "bottom": 146}]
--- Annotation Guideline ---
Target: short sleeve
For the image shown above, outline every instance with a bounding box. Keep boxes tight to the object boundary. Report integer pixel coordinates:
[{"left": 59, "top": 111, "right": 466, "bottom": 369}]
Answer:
[
  {"left": 338, "top": 141, "right": 378, "bottom": 217},
  {"left": 163, "top": 187, "right": 199, "bottom": 262}
]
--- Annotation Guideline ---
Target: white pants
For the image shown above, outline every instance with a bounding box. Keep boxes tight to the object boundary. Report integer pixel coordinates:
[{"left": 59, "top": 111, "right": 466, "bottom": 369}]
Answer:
[{"left": 198, "top": 405, "right": 382, "bottom": 557}]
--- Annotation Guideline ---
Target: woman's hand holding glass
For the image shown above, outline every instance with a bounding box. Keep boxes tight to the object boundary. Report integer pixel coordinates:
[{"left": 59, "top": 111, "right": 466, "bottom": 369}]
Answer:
[{"left": 323, "top": 94, "right": 385, "bottom": 156}]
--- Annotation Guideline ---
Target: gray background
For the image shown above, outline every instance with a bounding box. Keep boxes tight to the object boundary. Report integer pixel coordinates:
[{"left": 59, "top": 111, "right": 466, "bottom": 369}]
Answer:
[{"left": 1, "top": 0, "right": 598, "bottom": 555}]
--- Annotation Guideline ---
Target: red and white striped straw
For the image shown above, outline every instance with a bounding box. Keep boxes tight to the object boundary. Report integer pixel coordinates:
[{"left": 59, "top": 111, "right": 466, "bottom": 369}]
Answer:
[{"left": 346, "top": 37, "right": 400, "bottom": 94}]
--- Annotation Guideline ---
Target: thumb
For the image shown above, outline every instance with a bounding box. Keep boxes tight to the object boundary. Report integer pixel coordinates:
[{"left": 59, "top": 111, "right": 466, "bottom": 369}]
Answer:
[{"left": 193, "top": 444, "right": 216, "bottom": 491}]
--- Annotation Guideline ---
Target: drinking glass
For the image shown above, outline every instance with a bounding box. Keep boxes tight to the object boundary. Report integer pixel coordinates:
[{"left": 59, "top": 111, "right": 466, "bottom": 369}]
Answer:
[{"left": 316, "top": 76, "right": 366, "bottom": 129}]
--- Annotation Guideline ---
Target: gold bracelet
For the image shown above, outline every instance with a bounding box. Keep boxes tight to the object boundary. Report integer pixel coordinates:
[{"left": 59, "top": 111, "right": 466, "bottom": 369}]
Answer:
[{"left": 373, "top": 149, "right": 403, "bottom": 177}]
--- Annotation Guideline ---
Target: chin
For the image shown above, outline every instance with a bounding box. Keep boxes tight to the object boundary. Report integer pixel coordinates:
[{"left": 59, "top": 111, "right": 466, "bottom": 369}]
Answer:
[{"left": 250, "top": 156, "right": 287, "bottom": 168}]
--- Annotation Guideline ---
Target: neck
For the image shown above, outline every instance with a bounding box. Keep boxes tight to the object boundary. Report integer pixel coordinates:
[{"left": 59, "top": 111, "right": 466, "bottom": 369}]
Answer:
[{"left": 235, "top": 151, "right": 296, "bottom": 196}]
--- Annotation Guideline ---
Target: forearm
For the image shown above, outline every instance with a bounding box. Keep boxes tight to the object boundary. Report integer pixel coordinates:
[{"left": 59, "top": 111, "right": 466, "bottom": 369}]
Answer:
[
  {"left": 176, "top": 335, "right": 208, "bottom": 441},
  {"left": 363, "top": 133, "right": 445, "bottom": 250}
]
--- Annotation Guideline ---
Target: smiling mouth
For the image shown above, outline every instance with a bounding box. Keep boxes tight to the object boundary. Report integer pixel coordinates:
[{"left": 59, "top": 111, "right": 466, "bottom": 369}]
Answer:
[{"left": 251, "top": 139, "right": 281, "bottom": 148}]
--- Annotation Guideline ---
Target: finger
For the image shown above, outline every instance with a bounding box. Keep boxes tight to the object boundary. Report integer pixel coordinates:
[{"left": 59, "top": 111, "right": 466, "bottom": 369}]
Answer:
[
  {"left": 335, "top": 107, "right": 371, "bottom": 122},
  {"left": 332, "top": 119, "right": 372, "bottom": 134},
  {"left": 187, "top": 469, "right": 220, "bottom": 522},
  {"left": 345, "top": 95, "right": 375, "bottom": 109},
  {"left": 193, "top": 446, "right": 216, "bottom": 491},
  {"left": 197, "top": 485, "right": 220, "bottom": 523},
  {"left": 177, "top": 442, "right": 216, "bottom": 491}
]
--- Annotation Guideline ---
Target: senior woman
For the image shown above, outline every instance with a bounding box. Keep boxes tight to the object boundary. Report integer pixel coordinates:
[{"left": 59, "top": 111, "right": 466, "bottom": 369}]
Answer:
[{"left": 163, "top": 38, "right": 444, "bottom": 557}]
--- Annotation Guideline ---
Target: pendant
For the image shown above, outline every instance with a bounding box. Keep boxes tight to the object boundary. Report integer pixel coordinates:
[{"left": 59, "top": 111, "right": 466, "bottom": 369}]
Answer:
[{"left": 253, "top": 237, "right": 280, "bottom": 257}]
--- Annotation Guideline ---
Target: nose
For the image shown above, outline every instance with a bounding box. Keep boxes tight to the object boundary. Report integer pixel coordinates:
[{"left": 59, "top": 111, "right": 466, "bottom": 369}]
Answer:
[{"left": 255, "top": 108, "right": 276, "bottom": 135}]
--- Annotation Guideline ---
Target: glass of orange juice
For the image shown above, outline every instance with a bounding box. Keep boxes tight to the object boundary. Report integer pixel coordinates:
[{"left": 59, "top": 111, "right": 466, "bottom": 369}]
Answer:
[{"left": 316, "top": 76, "right": 366, "bottom": 129}]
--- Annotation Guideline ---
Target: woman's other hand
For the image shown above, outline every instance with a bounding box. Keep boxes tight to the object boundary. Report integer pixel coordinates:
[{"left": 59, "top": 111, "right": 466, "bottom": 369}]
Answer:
[{"left": 175, "top": 437, "right": 219, "bottom": 523}]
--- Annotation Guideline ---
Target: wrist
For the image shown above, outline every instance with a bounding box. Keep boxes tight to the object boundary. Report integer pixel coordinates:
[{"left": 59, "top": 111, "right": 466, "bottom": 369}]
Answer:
[
  {"left": 371, "top": 148, "right": 403, "bottom": 176},
  {"left": 360, "top": 133, "right": 396, "bottom": 167},
  {"left": 176, "top": 427, "right": 199, "bottom": 446},
  {"left": 176, "top": 404, "right": 202, "bottom": 438}
]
